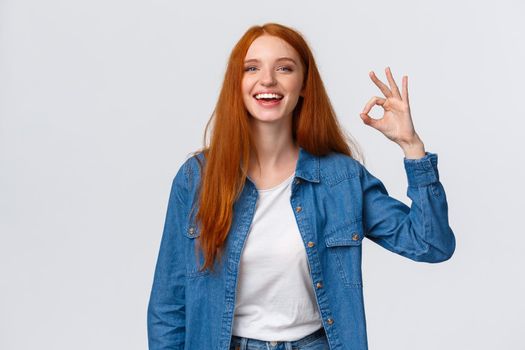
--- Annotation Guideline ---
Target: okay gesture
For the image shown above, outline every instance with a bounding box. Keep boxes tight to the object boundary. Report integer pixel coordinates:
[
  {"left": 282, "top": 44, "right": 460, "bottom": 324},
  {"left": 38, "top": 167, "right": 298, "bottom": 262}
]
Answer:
[{"left": 360, "top": 67, "right": 426, "bottom": 159}]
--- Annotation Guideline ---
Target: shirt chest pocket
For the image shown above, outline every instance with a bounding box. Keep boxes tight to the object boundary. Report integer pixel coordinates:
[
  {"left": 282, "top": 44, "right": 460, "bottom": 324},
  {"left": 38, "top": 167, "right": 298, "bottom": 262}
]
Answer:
[{"left": 324, "top": 218, "right": 364, "bottom": 288}]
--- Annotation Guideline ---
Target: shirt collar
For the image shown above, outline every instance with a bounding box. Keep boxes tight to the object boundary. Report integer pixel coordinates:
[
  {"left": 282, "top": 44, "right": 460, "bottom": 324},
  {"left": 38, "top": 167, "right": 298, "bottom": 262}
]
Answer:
[
  {"left": 195, "top": 146, "right": 321, "bottom": 184},
  {"left": 295, "top": 146, "right": 320, "bottom": 183}
]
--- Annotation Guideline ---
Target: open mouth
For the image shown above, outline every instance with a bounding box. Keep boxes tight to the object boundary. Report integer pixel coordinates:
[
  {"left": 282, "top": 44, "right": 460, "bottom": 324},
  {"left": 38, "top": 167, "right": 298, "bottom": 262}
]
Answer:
[{"left": 253, "top": 93, "right": 284, "bottom": 102}]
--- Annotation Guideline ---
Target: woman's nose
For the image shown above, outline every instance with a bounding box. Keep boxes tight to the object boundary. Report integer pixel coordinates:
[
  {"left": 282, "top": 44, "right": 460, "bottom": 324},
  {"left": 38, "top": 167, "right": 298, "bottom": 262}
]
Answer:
[{"left": 260, "top": 69, "right": 276, "bottom": 86}]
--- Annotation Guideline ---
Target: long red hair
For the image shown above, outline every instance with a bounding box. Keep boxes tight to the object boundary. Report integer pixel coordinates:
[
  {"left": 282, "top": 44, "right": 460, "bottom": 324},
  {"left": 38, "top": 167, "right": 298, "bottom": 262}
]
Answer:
[{"left": 188, "top": 22, "right": 363, "bottom": 273}]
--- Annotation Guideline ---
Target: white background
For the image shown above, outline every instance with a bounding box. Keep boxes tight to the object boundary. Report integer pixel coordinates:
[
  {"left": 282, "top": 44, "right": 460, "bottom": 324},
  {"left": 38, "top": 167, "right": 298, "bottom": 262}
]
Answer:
[{"left": 1, "top": 0, "right": 524, "bottom": 349}]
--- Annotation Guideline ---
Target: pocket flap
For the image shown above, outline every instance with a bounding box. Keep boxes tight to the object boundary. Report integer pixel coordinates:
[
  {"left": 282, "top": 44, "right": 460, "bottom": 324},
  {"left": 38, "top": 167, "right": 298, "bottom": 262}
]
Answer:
[{"left": 324, "top": 219, "right": 364, "bottom": 247}]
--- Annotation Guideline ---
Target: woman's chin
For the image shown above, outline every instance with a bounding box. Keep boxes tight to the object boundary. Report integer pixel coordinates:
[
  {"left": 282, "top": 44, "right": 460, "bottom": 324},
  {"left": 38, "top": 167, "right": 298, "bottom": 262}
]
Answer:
[{"left": 249, "top": 113, "right": 289, "bottom": 123}]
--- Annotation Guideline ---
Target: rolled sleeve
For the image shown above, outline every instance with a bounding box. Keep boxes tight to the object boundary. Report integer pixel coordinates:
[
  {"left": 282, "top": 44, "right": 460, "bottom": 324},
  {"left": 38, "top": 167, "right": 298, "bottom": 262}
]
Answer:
[{"left": 403, "top": 152, "right": 439, "bottom": 188}]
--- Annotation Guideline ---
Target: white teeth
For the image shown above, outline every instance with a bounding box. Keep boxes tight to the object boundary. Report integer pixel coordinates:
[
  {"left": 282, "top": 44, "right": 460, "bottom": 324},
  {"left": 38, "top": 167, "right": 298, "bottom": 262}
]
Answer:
[{"left": 254, "top": 93, "right": 283, "bottom": 100}]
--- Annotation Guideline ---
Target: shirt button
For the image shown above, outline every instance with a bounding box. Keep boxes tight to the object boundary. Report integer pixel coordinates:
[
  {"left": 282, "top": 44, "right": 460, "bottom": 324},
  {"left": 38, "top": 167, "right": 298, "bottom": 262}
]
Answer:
[
  {"left": 327, "top": 318, "right": 334, "bottom": 325},
  {"left": 352, "top": 233, "right": 359, "bottom": 241},
  {"left": 270, "top": 341, "right": 278, "bottom": 346},
  {"left": 294, "top": 178, "right": 301, "bottom": 185},
  {"left": 188, "top": 227, "right": 195, "bottom": 235},
  {"left": 307, "top": 241, "right": 315, "bottom": 248},
  {"left": 316, "top": 282, "right": 323, "bottom": 289},
  {"left": 295, "top": 206, "right": 302, "bottom": 213}
]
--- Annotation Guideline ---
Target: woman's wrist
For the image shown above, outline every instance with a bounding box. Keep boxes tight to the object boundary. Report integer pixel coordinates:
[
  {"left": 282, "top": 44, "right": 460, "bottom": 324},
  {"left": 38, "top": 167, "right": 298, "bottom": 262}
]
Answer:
[{"left": 399, "top": 136, "right": 426, "bottom": 159}]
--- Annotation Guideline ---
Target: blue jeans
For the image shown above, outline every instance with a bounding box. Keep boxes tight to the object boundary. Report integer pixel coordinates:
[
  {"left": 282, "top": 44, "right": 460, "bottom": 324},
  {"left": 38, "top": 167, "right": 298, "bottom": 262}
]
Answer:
[{"left": 229, "top": 327, "right": 329, "bottom": 350}]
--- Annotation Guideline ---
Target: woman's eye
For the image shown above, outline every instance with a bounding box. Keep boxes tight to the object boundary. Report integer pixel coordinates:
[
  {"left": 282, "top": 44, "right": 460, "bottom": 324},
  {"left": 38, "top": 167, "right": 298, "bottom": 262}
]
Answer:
[
  {"left": 244, "top": 66, "right": 293, "bottom": 72},
  {"left": 278, "top": 66, "right": 293, "bottom": 72}
]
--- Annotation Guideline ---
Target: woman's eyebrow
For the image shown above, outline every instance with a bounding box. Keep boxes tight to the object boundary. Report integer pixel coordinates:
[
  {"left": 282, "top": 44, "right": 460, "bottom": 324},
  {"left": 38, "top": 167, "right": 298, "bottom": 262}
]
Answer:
[{"left": 243, "top": 57, "right": 297, "bottom": 65}]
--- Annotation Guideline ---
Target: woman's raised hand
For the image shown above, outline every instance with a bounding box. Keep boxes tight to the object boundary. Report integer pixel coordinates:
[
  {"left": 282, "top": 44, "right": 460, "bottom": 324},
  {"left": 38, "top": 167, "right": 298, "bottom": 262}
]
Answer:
[{"left": 360, "top": 67, "right": 425, "bottom": 158}]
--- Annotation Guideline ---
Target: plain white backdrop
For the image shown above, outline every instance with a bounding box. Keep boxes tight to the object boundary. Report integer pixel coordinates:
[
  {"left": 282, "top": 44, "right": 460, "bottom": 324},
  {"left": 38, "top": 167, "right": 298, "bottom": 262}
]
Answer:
[{"left": 1, "top": 0, "right": 524, "bottom": 349}]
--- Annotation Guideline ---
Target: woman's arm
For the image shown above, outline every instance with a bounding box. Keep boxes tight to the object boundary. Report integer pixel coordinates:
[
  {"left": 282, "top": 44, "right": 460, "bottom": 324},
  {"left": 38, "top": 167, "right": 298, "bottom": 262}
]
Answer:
[
  {"left": 147, "top": 164, "right": 188, "bottom": 349},
  {"left": 360, "top": 151, "right": 456, "bottom": 262},
  {"left": 357, "top": 67, "right": 455, "bottom": 261}
]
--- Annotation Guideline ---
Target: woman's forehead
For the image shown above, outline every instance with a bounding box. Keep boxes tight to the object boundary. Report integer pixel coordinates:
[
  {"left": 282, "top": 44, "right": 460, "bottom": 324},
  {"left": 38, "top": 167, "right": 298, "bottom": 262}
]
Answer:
[{"left": 244, "top": 35, "right": 299, "bottom": 61}]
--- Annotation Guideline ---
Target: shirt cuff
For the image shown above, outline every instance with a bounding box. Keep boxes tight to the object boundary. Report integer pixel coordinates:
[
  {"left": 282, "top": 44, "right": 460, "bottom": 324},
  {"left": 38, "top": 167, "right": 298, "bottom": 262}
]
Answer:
[{"left": 403, "top": 151, "right": 440, "bottom": 187}]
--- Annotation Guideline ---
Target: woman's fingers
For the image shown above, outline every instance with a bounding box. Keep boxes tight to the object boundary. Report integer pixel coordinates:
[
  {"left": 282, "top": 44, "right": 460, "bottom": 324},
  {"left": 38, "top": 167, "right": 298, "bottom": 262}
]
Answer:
[
  {"left": 360, "top": 112, "right": 378, "bottom": 127},
  {"left": 385, "top": 67, "right": 402, "bottom": 99},
  {"left": 369, "top": 71, "right": 392, "bottom": 98},
  {"left": 361, "top": 95, "right": 386, "bottom": 114},
  {"left": 402, "top": 75, "right": 409, "bottom": 104},
  {"left": 360, "top": 96, "right": 386, "bottom": 128}
]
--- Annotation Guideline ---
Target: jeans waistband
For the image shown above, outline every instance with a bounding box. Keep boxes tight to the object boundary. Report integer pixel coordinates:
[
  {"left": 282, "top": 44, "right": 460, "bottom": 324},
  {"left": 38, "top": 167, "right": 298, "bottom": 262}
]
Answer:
[{"left": 230, "top": 326, "right": 326, "bottom": 348}]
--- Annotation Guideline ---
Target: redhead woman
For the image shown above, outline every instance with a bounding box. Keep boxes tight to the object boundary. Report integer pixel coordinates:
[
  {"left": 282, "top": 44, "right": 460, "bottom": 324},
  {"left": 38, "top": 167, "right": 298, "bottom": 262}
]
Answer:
[{"left": 147, "top": 22, "right": 456, "bottom": 350}]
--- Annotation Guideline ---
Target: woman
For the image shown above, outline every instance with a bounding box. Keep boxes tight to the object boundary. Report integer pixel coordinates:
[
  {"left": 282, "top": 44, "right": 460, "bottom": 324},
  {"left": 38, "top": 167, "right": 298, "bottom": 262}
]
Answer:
[{"left": 147, "top": 23, "right": 456, "bottom": 350}]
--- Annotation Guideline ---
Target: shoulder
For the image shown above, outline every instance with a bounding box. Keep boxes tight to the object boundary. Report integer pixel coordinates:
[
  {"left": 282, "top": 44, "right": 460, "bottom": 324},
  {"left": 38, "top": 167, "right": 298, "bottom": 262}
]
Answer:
[
  {"left": 182, "top": 151, "right": 205, "bottom": 176},
  {"left": 171, "top": 150, "right": 206, "bottom": 193},
  {"left": 319, "top": 151, "right": 365, "bottom": 185}
]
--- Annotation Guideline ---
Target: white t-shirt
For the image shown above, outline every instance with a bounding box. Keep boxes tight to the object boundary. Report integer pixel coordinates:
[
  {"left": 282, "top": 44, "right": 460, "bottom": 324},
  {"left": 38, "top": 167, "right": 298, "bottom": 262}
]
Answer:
[{"left": 231, "top": 172, "right": 323, "bottom": 341}]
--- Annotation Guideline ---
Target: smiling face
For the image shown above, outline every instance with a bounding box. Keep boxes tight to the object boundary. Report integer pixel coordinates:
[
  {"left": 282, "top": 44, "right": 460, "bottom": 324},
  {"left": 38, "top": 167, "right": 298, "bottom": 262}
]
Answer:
[{"left": 242, "top": 35, "right": 305, "bottom": 124}]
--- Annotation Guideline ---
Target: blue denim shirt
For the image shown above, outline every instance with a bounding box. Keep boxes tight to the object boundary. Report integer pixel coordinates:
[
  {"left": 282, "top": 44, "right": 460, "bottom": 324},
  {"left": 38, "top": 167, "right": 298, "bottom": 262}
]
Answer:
[{"left": 147, "top": 146, "right": 456, "bottom": 350}]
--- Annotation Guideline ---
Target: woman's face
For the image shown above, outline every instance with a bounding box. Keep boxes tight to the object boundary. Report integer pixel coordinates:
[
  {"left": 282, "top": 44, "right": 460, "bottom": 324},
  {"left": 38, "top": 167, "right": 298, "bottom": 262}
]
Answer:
[{"left": 241, "top": 35, "right": 304, "bottom": 124}]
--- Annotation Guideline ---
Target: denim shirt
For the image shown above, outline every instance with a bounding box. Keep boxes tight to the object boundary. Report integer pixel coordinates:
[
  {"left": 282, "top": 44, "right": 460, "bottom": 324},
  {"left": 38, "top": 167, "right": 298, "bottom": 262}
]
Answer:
[{"left": 147, "top": 146, "right": 456, "bottom": 350}]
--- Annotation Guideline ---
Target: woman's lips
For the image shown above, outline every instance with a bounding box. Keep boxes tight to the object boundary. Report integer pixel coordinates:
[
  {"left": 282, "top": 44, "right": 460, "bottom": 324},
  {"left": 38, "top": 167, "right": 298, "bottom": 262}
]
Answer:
[{"left": 254, "top": 97, "right": 282, "bottom": 108}]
